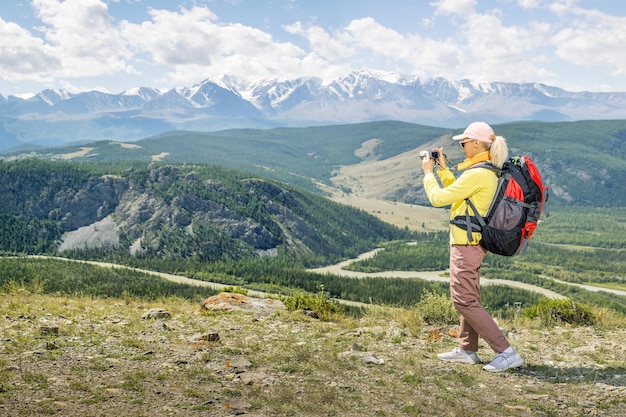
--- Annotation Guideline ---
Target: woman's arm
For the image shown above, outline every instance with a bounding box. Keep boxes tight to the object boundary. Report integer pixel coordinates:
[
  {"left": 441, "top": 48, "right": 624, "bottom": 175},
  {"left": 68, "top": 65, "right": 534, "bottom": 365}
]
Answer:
[{"left": 424, "top": 169, "right": 483, "bottom": 207}]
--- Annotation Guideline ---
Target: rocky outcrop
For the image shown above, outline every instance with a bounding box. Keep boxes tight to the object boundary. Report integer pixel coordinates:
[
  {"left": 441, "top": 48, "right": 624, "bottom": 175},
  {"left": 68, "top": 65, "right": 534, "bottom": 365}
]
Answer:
[
  {"left": 2, "top": 162, "right": 371, "bottom": 259},
  {"left": 57, "top": 216, "right": 120, "bottom": 252},
  {"left": 56, "top": 176, "right": 128, "bottom": 232},
  {"left": 0, "top": 166, "right": 127, "bottom": 232},
  {"left": 199, "top": 292, "right": 286, "bottom": 317}
]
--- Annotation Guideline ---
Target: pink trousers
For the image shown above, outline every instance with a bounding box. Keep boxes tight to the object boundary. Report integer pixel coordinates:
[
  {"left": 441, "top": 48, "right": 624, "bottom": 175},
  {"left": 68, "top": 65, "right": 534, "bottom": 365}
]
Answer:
[{"left": 449, "top": 245, "right": 510, "bottom": 353}]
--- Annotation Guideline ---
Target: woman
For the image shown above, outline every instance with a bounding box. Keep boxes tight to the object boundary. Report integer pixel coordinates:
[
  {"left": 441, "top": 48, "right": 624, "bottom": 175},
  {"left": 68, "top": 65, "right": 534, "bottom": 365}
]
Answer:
[{"left": 421, "top": 121, "right": 524, "bottom": 372}]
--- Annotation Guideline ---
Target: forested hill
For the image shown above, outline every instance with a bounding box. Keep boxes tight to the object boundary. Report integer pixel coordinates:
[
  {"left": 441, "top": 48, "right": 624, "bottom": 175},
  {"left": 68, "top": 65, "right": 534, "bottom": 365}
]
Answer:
[
  {"left": 5, "top": 119, "right": 626, "bottom": 207},
  {"left": 0, "top": 159, "right": 411, "bottom": 261}
]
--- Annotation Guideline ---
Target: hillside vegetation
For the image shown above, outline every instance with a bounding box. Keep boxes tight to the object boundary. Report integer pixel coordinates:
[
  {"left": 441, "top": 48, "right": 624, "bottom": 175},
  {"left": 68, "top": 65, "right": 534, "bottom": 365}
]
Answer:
[
  {"left": 0, "top": 120, "right": 625, "bottom": 318},
  {"left": 4, "top": 119, "right": 626, "bottom": 207},
  {"left": 0, "top": 158, "right": 409, "bottom": 261},
  {"left": 0, "top": 158, "right": 624, "bottom": 322}
]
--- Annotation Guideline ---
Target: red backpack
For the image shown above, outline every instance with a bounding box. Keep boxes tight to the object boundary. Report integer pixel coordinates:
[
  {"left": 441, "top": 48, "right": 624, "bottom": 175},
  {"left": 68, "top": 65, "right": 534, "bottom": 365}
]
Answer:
[{"left": 451, "top": 156, "right": 549, "bottom": 256}]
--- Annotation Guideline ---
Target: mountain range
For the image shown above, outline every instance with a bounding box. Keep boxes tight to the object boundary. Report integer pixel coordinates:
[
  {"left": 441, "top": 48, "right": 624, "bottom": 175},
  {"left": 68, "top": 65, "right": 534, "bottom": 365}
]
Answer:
[{"left": 2, "top": 68, "right": 626, "bottom": 150}]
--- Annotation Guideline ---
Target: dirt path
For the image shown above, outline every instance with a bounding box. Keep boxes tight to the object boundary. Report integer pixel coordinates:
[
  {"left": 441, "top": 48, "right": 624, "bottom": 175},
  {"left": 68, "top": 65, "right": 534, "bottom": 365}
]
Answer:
[
  {"left": 28, "top": 256, "right": 268, "bottom": 298},
  {"left": 27, "top": 256, "right": 374, "bottom": 307},
  {"left": 34, "top": 253, "right": 619, "bottom": 303},
  {"left": 551, "top": 277, "right": 626, "bottom": 297},
  {"left": 308, "top": 249, "right": 567, "bottom": 299}
]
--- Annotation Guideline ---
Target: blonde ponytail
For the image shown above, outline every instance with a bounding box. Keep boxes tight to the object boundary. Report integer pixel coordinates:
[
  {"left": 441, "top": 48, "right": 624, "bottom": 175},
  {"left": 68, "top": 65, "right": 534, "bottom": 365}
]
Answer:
[{"left": 488, "top": 136, "right": 508, "bottom": 168}]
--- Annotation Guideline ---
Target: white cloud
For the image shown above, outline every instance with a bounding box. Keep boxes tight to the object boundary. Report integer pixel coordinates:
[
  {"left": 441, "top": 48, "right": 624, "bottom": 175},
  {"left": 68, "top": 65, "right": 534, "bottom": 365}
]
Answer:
[
  {"left": 283, "top": 21, "right": 351, "bottom": 61},
  {"left": 121, "top": 7, "right": 221, "bottom": 66},
  {"left": 1, "top": 0, "right": 625, "bottom": 94},
  {"left": 32, "top": 0, "right": 135, "bottom": 77},
  {"left": 0, "top": 17, "right": 59, "bottom": 81},
  {"left": 517, "top": 0, "right": 541, "bottom": 9},
  {"left": 458, "top": 11, "right": 553, "bottom": 83},
  {"left": 329, "top": 17, "right": 461, "bottom": 77},
  {"left": 342, "top": 18, "right": 408, "bottom": 59},
  {"left": 551, "top": 6, "right": 626, "bottom": 77},
  {"left": 121, "top": 6, "right": 310, "bottom": 84},
  {"left": 549, "top": 0, "right": 581, "bottom": 15},
  {"left": 430, "top": 0, "right": 477, "bottom": 16}
]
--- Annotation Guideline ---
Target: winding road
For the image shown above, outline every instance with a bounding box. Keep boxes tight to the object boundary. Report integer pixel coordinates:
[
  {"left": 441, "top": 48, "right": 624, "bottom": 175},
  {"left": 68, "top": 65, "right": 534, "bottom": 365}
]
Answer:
[
  {"left": 308, "top": 248, "right": 567, "bottom": 299},
  {"left": 29, "top": 252, "right": 626, "bottom": 303},
  {"left": 28, "top": 256, "right": 268, "bottom": 298},
  {"left": 310, "top": 249, "right": 626, "bottom": 298}
]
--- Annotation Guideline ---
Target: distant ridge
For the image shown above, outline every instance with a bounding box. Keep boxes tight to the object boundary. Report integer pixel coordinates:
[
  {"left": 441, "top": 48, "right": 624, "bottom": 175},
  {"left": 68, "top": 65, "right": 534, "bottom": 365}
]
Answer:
[
  {"left": 5, "top": 119, "right": 626, "bottom": 209},
  {"left": 2, "top": 68, "right": 626, "bottom": 149}
]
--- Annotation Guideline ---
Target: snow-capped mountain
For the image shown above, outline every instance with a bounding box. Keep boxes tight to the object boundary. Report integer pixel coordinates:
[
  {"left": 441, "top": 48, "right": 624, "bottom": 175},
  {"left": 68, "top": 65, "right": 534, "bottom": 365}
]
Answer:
[{"left": 2, "top": 68, "right": 626, "bottom": 150}]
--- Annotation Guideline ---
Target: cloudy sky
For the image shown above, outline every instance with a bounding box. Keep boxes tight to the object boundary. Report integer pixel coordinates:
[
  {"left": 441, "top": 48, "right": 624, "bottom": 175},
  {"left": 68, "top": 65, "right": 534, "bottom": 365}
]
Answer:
[{"left": 1, "top": 0, "right": 625, "bottom": 97}]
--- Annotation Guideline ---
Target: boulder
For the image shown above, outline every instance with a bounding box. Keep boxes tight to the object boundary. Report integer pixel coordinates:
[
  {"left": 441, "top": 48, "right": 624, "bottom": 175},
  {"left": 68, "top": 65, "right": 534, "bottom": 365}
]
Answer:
[{"left": 199, "top": 292, "right": 285, "bottom": 316}]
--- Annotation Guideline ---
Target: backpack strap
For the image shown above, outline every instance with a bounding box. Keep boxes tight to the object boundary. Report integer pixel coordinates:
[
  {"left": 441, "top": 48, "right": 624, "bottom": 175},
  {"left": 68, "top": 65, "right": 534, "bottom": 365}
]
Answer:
[
  {"left": 449, "top": 163, "right": 498, "bottom": 242},
  {"left": 450, "top": 198, "right": 486, "bottom": 242}
]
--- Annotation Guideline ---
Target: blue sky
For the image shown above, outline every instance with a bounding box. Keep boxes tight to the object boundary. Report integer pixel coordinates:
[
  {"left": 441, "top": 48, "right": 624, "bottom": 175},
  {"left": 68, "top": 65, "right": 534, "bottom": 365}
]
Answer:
[{"left": 1, "top": 0, "right": 625, "bottom": 96}]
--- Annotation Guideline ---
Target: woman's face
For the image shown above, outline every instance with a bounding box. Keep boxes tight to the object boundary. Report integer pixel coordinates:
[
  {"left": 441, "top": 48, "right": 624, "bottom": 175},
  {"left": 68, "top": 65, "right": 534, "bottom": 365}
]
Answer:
[{"left": 459, "top": 138, "right": 486, "bottom": 158}]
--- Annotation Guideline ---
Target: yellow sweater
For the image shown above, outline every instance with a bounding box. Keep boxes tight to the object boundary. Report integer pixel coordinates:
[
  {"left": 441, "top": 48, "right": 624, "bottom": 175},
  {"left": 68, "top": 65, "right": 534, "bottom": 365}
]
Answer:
[{"left": 423, "top": 164, "right": 498, "bottom": 245}]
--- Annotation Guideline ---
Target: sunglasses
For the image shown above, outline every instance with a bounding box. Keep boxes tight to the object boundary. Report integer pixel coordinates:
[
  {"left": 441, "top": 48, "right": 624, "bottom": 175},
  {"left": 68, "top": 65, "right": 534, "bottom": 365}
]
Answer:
[{"left": 459, "top": 139, "right": 474, "bottom": 148}]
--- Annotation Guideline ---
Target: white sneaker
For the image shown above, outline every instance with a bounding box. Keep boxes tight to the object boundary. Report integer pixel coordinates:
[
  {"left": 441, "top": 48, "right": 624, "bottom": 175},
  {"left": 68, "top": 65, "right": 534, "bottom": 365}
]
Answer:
[
  {"left": 437, "top": 347, "right": 481, "bottom": 364},
  {"left": 483, "top": 349, "right": 524, "bottom": 372}
]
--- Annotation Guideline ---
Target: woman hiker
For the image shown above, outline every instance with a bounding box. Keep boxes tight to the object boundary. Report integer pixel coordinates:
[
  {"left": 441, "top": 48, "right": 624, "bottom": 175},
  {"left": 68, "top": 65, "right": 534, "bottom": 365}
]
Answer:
[{"left": 421, "top": 121, "right": 524, "bottom": 372}]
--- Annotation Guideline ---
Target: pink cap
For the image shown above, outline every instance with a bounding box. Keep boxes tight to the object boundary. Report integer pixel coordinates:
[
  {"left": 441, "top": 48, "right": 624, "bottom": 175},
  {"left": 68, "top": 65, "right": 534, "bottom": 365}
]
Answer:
[{"left": 452, "top": 121, "right": 495, "bottom": 144}]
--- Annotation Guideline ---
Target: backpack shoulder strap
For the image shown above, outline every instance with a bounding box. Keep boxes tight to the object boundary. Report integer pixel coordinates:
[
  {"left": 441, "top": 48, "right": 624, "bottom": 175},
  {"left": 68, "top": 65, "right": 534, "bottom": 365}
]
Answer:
[
  {"left": 464, "top": 198, "right": 485, "bottom": 242},
  {"left": 449, "top": 199, "right": 486, "bottom": 243},
  {"left": 450, "top": 162, "right": 500, "bottom": 242},
  {"left": 469, "top": 161, "right": 500, "bottom": 173}
]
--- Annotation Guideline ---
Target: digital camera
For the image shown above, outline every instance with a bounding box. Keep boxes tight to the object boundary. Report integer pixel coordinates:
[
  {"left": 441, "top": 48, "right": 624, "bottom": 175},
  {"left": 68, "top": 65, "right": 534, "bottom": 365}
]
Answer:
[{"left": 420, "top": 150, "right": 439, "bottom": 160}]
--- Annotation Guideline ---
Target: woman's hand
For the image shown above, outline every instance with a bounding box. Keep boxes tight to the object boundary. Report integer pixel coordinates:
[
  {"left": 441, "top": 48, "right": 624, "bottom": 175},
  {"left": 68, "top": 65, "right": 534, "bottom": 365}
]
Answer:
[
  {"left": 423, "top": 147, "right": 446, "bottom": 174},
  {"left": 435, "top": 147, "right": 447, "bottom": 170},
  {"left": 422, "top": 153, "right": 434, "bottom": 174}
]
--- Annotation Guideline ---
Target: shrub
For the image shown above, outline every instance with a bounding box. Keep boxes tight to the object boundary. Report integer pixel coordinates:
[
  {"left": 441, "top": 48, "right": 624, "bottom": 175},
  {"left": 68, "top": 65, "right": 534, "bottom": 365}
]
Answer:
[
  {"left": 522, "top": 298, "right": 596, "bottom": 326},
  {"left": 219, "top": 286, "right": 248, "bottom": 296},
  {"left": 414, "top": 290, "right": 458, "bottom": 325},
  {"left": 281, "top": 285, "right": 343, "bottom": 321}
]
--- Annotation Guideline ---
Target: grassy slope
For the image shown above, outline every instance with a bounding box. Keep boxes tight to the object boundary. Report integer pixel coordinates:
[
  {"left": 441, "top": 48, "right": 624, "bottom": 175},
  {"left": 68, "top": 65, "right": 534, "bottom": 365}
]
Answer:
[{"left": 1, "top": 290, "right": 625, "bottom": 417}]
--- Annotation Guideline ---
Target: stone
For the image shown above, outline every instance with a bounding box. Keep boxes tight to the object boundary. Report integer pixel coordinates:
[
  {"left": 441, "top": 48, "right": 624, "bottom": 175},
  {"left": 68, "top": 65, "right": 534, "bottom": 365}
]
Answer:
[
  {"left": 240, "top": 372, "right": 266, "bottom": 385},
  {"left": 40, "top": 326, "right": 59, "bottom": 336},
  {"left": 363, "top": 354, "right": 384, "bottom": 365},
  {"left": 141, "top": 308, "right": 171, "bottom": 319},
  {"left": 199, "top": 292, "right": 286, "bottom": 316},
  {"left": 200, "top": 332, "right": 220, "bottom": 342}
]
